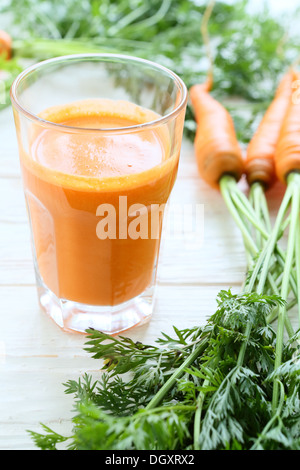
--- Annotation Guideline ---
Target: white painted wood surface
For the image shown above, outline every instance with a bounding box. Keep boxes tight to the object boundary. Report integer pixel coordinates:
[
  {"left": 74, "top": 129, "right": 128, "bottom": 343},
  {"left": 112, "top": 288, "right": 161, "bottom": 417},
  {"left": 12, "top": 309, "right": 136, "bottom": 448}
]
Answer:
[{"left": 0, "top": 103, "right": 287, "bottom": 450}]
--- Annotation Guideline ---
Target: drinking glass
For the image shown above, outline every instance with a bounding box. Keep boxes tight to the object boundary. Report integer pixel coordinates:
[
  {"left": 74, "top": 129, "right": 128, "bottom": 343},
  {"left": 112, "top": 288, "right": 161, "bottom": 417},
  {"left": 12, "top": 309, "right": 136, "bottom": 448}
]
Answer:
[{"left": 10, "top": 54, "right": 187, "bottom": 334}]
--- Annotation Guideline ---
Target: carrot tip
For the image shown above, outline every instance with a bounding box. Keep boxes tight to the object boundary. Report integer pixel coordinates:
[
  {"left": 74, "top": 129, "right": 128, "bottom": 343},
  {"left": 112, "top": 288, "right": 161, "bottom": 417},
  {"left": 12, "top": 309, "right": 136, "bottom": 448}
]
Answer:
[{"left": 0, "top": 30, "right": 12, "bottom": 60}]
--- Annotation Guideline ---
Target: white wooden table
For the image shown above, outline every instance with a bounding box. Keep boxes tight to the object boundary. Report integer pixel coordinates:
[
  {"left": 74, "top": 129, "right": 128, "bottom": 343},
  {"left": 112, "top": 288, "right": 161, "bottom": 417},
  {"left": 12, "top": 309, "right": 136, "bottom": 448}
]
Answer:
[{"left": 0, "top": 103, "right": 286, "bottom": 450}]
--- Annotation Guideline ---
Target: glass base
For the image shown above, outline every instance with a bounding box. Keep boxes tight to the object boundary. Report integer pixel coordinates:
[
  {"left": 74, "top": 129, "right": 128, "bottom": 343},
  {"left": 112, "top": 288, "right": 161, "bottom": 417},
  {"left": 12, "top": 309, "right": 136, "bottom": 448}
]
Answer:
[{"left": 37, "top": 281, "right": 155, "bottom": 335}]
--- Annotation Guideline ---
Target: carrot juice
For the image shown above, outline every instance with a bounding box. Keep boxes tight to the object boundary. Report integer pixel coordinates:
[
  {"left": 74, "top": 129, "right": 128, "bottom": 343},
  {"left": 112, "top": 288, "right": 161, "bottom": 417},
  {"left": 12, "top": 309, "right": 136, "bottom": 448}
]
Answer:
[
  {"left": 11, "top": 54, "right": 187, "bottom": 334},
  {"left": 20, "top": 99, "right": 179, "bottom": 307}
]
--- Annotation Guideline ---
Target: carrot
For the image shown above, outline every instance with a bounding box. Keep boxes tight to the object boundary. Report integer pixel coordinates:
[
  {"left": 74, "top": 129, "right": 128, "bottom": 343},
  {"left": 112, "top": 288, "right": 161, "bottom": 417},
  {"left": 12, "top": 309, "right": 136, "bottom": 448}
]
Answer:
[
  {"left": 188, "top": 0, "right": 243, "bottom": 189},
  {"left": 189, "top": 1, "right": 291, "bottom": 325},
  {"left": 0, "top": 31, "right": 12, "bottom": 60},
  {"left": 245, "top": 70, "right": 295, "bottom": 187},
  {"left": 275, "top": 71, "right": 300, "bottom": 182},
  {"left": 189, "top": 84, "right": 244, "bottom": 189},
  {"left": 260, "top": 71, "right": 300, "bottom": 411}
]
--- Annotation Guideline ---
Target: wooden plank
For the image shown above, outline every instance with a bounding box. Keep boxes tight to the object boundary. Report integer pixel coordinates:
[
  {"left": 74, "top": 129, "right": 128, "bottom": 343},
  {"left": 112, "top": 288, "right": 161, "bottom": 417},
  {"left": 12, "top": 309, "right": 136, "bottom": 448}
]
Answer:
[{"left": 0, "top": 284, "right": 222, "bottom": 351}]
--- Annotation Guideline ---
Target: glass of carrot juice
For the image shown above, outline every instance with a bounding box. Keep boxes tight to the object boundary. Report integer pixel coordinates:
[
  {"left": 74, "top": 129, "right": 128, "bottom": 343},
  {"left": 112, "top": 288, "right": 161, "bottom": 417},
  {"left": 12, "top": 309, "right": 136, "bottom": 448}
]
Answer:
[{"left": 10, "top": 54, "right": 187, "bottom": 335}]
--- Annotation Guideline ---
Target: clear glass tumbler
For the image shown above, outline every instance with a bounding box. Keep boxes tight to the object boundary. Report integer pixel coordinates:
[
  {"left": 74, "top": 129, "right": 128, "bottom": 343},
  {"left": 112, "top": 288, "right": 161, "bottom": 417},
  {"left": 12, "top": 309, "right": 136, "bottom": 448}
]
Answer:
[{"left": 10, "top": 54, "right": 187, "bottom": 334}]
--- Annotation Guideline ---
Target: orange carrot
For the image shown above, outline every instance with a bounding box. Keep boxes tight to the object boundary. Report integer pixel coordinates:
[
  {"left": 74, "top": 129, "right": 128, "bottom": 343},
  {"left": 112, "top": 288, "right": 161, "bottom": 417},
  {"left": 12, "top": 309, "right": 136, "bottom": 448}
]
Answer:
[
  {"left": 245, "top": 70, "right": 295, "bottom": 187},
  {"left": 0, "top": 31, "right": 12, "bottom": 60},
  {"left": 275, "top": 71, "right": 300, "bottom": 182},
  {"left": 189, "top": 83, "right": 244, "bottom": 189},
  {"left": 189, "top": 0, "right": 243, "bottom": 189}
]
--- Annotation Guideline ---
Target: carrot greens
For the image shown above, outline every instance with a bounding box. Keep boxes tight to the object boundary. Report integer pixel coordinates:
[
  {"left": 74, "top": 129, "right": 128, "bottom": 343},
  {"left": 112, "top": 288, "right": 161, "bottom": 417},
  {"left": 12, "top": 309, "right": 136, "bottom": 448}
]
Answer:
[
  {"left": 27, "top": 185, "right": 300, "bottom": 450},
  {"left": 1, "top": 0, "right": 300, "bottom": 140},
  {"left": 28, "top": 285, "right": 300, "bottom": 450}
]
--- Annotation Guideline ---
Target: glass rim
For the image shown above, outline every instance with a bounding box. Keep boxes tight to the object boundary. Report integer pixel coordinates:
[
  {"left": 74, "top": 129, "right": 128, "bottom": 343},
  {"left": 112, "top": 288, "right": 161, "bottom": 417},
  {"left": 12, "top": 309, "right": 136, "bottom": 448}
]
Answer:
[{"left": 10, "top": 53, "right": 188, "bottom": 134}]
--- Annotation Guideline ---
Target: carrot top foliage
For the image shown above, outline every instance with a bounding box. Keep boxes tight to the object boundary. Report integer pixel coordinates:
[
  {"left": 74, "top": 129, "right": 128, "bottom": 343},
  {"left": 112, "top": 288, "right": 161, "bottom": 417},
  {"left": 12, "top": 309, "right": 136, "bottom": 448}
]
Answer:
[
  {"left": 1, "top": 0, "right": 300, "bottom": 141},
  {"left": 28, "top": 291, "right": 300, "bottom": 450}
]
